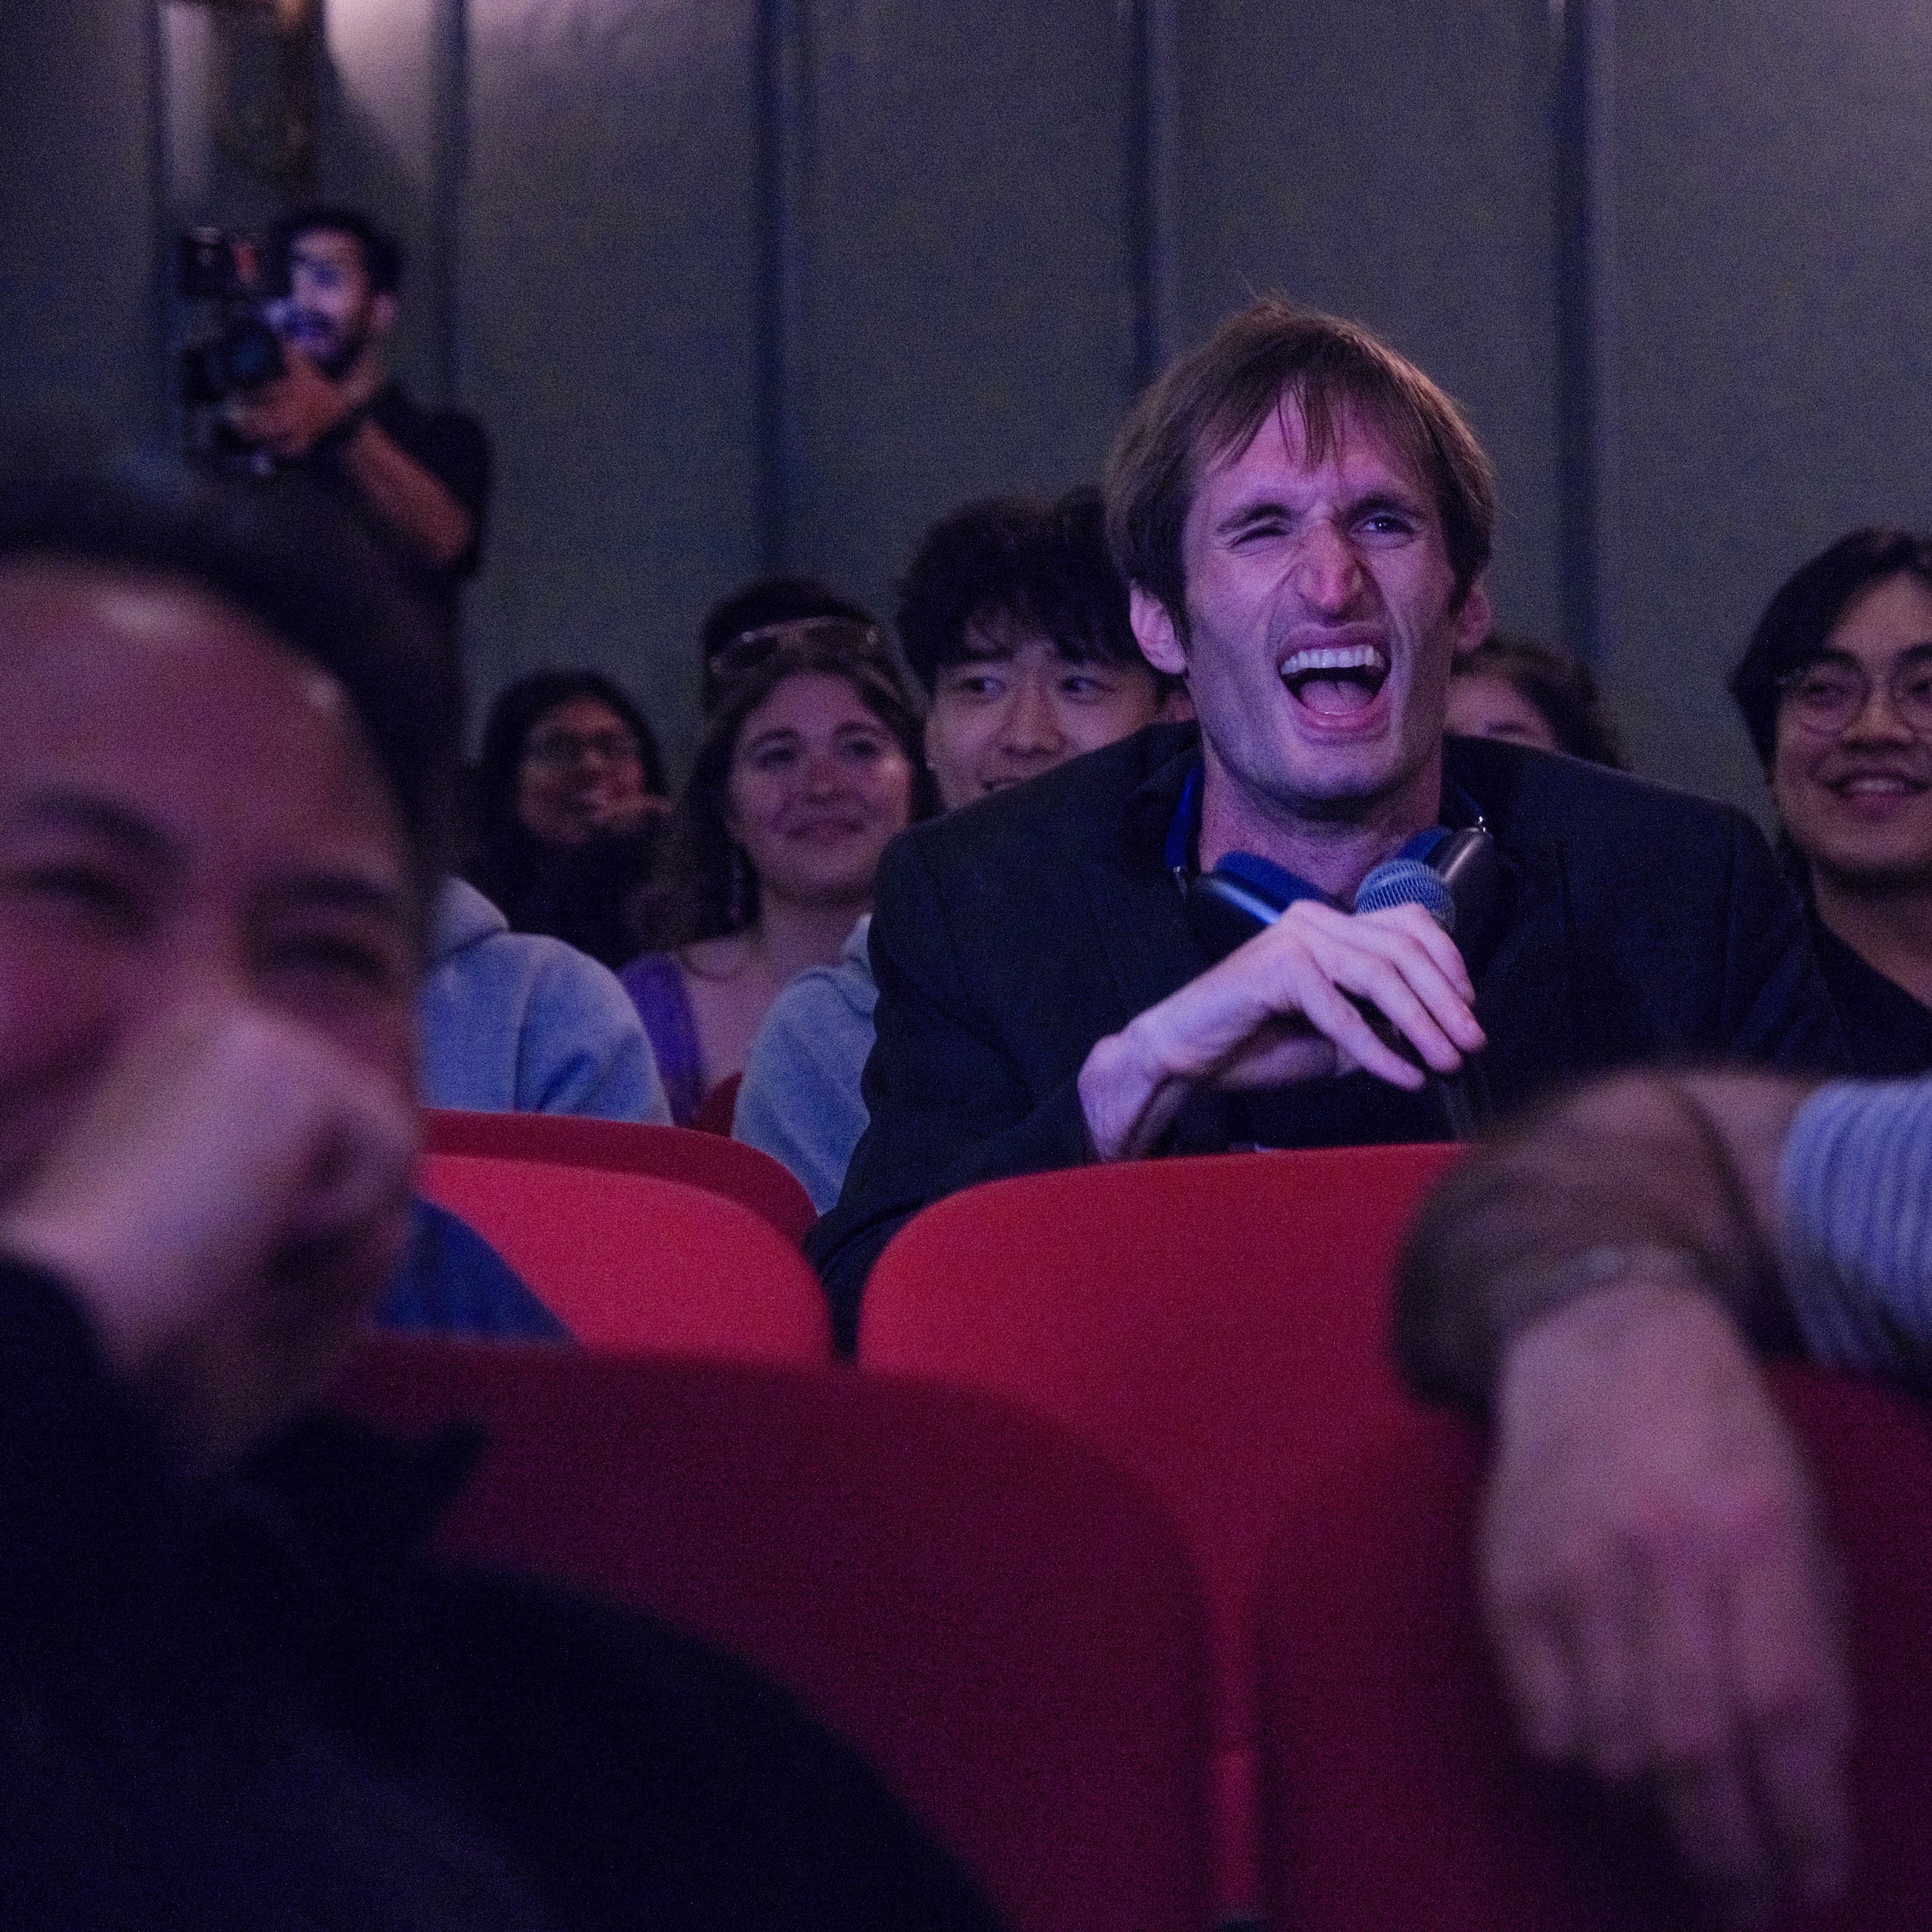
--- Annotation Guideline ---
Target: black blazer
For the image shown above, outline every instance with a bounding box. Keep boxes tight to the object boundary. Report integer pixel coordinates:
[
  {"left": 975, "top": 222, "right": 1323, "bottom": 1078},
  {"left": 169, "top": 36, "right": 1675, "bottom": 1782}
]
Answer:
[{"left": 806, "top": 725, "right": 1844, "bottom": 1344}]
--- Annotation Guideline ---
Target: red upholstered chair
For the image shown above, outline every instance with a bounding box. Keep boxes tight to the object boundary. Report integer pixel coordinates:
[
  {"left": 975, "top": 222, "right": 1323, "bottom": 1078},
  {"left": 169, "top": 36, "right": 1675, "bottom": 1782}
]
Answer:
[
  {"left": 328, "top": 1340, "right": 1214, "bottom": 1932},
  {"left": 857, "top": 1141, "right": 1466, "bottom": 1918},
  {"left": 690, "top": 1070, "right": 743, "bottom": 1136},
  {"left": 1256, "top": 1363, "right": 1932, "bottom": 1931},
  {"left": 419, "top": 1151, "right": 830, "bottom": 1359},
  {"left": 424, "top": 1107, "right": 816, "bottom": 1244}
]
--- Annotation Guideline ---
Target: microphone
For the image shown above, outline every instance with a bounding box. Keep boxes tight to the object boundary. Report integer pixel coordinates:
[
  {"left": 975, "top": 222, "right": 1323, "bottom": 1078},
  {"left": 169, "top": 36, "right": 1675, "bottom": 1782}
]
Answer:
[
  {"left": 1351, "top": 854, "right": 1482, "bottom": 1138},
  {"left": 1354, "top": 855, "right": 1455, "bottom": 931}
]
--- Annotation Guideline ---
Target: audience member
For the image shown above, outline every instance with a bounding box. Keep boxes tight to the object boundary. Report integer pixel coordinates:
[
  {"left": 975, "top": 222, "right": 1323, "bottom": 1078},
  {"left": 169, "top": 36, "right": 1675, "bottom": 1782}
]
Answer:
[
  {"left": 735, "top": 486, "right": 1183, "bottom": 1210},
  {"left": 228, "top": 205, "right": 490, "bottom": 650},
  {"left": 378, "top": 1198, "right": 571, "bottom": 1339},
  {"left": 466, "top": 668, "right": 670, "bottom": 971},
  {"left": 0, "top": 463, "right": 1002, "bottom": 1929},
  {"left": 1446, "top": 629, "right": 1626, "bottom": 766},
  {"left": 804, "top": 297, "right": 1841, "bottom": 1344},
  {"left": 622, "top": 631, "right": 922, "bottom": 1124},
  {"left": 699, "top": 572, "right": 881, "bottom": 712},
  {"left": 1730, "top": 527, "right": 1932, "bottom": 1073},
  {"left": 1388, "top": 1058, "right": 1932, "bottom": 1917},
  {"left": 420, "top": 877, "right": 670, "bottom": 1121}
]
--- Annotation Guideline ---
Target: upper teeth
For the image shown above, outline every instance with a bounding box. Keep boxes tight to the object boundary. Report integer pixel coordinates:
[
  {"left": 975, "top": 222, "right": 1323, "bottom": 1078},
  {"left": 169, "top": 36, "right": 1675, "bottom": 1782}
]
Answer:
[{"left": 1280, "top": 645, "right": 1387, "bottom": 678}]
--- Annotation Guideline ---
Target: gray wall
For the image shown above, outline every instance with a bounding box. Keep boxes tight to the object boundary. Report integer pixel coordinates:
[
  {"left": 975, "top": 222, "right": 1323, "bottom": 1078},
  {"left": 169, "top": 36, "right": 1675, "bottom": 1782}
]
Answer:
[
  {"left": 1603, "top": 0, "right": 1932, "bottom": 817},
  {"left": 5, "top": 1, "right": 1928, "bottom": 810},
  {"left": 462, "top": 0, "right": 763, "bottom": 769},
  {"left": 1, "top": 2, "right": 165, "bottom": 448}
]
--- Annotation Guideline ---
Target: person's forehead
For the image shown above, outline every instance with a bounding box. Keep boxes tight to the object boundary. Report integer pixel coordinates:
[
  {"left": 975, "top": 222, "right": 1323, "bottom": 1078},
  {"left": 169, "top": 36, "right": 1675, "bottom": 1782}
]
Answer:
[
  {"left": 0, "top": 561, "right": 405, "bottom": 861},
  {"left": 1824, "top": 572, "right": 1932, "bottom": 660},
  {"left": 739, "top": 669, "right": 881, "bottom": 739},
  {"left": 534, "top": 693, "right": 631, "bottom": 735},
  {"left": 290, "top": 228, "right": 367, "bottom": 279},
  {"left": 1190, "top": 390, "right": 1437, "bottom": 506},
  {"left": 956, "top": 609, "right": 1058, "bottom": 661}
]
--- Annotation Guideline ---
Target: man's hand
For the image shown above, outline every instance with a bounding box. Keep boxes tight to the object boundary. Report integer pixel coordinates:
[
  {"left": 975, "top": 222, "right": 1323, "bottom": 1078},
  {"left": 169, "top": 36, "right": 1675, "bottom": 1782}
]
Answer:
[
  {"left": 1487, "top": 1282, "right": 1853, "bottom": 1917},
  {"left": 0, "top": 1001, "right": 416, "bottom": 1465},
  {"left": 227, "top": 347, "right": 373, "bottom": 460},
  {"left": 1078, "top": 898, "right": 1484, "bottom": 1160}
]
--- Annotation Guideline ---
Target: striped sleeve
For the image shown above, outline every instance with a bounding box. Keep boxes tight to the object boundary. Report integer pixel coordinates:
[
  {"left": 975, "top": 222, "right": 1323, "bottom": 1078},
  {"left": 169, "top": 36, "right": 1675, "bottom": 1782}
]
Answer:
[{"left": 1777, "top": 1076, "right": 1932, "bottom": 1385}]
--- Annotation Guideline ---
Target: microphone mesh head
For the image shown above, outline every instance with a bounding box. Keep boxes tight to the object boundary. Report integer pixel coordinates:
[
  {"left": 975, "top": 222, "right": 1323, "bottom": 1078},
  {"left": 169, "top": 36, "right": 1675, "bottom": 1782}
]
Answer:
[{"left": 1354, "top": 857, "right": 1456, "bottom": 933}]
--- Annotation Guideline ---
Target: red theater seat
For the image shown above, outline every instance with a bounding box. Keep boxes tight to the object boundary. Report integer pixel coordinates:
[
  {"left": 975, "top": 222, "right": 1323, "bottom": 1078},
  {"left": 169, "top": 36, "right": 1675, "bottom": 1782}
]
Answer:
[
  {"left": 858, "top": 1140, "right": 1465, "bottom": 1917},
  {"left": 690, "top": 1070, "right": 743, "bottom": 1137},
  {"left": 419, "top": 1150, "right": 830, "bottom": 1359},
  {"left": 1257, "top": 1363, "right": 1932, "bottom": 1931},
  {"left": 328, "top": 1340, "right": 1214, "bottom": 1932},
  {"left": 424, "top": 1107, "right": 816, "bottom": 1244}
]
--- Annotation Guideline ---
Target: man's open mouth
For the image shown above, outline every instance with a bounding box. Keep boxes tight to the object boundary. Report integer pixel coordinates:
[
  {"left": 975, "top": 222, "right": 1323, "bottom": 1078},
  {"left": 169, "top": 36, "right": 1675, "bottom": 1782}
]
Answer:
[{"left": 1279, "top": 644, "right": 1389, "bottom": 716}]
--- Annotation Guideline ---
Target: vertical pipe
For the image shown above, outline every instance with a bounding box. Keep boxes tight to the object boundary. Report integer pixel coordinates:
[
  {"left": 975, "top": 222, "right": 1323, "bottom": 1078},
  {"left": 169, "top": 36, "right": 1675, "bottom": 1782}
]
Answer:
[
  {"left": 144, "top": 0, "right": 177, "bottom": 452},
  {"left": 1553, "top": 0, "right": 1616, "bottom": 663},
  {"left": 1125, "top": 0, "right": 1179, "bottom": 393},
  {"left": 756, "top": 0, "right": 810, "bottom": 572},
  {"left": 433, "top": 0, "right": 469, "bottom": 404}
]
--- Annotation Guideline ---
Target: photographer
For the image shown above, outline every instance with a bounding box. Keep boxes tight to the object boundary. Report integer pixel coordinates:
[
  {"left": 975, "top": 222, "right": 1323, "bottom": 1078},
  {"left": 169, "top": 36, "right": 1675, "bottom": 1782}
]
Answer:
[{"left": 226, "top": 206, "right": 490, "bottom": 641}]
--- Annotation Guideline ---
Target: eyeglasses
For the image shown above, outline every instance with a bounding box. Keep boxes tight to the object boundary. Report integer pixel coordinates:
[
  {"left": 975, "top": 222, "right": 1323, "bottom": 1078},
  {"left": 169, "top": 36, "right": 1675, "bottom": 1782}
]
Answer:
[
  {"left": 522, "top": 728, "right": 641, "bottom": 768},
  {"left": 706, "top": 617, "right": 893, "bottom": 687},
  {"left": 1776, "top": 648, "right": 1932, "bottom": 738}
]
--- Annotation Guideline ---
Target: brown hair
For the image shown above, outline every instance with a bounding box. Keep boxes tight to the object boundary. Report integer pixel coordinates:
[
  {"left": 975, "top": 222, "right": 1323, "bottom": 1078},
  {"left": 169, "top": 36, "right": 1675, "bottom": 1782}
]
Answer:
[
  {"left": 1453, "top": 630, "right": 1626, "bottom": 768},
  {"left": 1104, "top": 296, "right": 1496, "bottom": 630}
]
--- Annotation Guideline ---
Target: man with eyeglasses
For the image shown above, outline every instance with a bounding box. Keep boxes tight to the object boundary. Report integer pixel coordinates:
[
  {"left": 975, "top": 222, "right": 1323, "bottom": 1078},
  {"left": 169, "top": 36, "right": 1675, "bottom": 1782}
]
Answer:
[{"left": 1729, "top": 528, "right": 1932, "bottom": 1073}]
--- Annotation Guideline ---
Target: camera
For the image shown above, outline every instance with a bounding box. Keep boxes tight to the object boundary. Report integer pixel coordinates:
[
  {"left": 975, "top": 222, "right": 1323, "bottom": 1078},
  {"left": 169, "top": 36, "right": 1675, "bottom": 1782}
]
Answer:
[{"left": 177, "top": 227, "right": 289, "bottom": 407}]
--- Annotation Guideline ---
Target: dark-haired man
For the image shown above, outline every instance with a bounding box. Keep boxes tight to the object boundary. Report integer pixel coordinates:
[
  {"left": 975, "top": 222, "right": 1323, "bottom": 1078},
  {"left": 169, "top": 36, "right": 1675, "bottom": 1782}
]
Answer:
[
  {"left": 0, "top": 464, "right": 999, "bottom": 1928},
  {"left": 229, "top": 205, "right": 490, "bottom": 641},
  {"left": 735, "top": 488, "right": 1183, "bottom": 1210},
  {"left": 807, "top": 299, "right": 1840, "bottom": 1342}
]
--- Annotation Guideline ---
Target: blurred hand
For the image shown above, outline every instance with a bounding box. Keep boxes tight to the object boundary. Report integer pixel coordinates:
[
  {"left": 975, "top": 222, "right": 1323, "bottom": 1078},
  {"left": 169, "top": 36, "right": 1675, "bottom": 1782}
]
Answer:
[
  {"left": 227, "top": 348, "right": 367, "bottom": 460},
  {"left": 1080, "top": 898, "right": 1484, "bottom": 1160},
  {"left": 0, "top": 1000, "right": 416, "bottom": 1464},
  {"left": 1486, "top": 1281, "right": 1853, "bottom": 1919}
]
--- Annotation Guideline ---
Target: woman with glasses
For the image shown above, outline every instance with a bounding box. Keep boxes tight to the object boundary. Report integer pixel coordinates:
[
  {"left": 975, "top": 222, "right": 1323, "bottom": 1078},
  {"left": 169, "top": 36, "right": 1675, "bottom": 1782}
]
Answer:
[
  {"left": 1730, "top": 527, "right": 1932, "bottom": 1073},
  {"left": 622, "top": 627, "right": 926, "bottom": 1125},
  {"left": 466, "top": 669, "right": 671, "bottom": 969}
]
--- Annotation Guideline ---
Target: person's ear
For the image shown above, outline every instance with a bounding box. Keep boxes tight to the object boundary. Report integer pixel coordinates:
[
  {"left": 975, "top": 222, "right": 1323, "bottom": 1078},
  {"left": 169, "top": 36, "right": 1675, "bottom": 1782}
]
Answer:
[
  {"left": 1132, "top": 585, "right": 1188, "bottom": 678},
  {"left": 369, "top": 290, "right": 399, "bottom": 340},
  {"left": 1448, "top": 577, "right": 1493, "bottom": 662}
]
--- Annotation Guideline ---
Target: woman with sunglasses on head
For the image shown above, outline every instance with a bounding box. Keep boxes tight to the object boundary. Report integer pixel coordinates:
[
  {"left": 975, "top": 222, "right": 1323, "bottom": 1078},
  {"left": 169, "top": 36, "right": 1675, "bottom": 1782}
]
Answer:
[
  {"left": 622, "top": 625, "right": 925, "bottom": 1125},
  {"left": 1731, "top": 527, "right": 1932, "bottom": 1074},
  {"left": 466, "top": 669, "right": 672, "bottom": 971}
]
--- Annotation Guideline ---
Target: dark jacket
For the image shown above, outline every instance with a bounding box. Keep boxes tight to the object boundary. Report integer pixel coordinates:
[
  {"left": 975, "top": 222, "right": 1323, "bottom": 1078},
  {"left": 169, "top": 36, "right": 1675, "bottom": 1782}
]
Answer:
[
  {"left": 0, "top": 1257, "right": 1002, "bottom": 1931},
  {"left": 807, "top": 724, "right": 1844, "bottom": 1345}
]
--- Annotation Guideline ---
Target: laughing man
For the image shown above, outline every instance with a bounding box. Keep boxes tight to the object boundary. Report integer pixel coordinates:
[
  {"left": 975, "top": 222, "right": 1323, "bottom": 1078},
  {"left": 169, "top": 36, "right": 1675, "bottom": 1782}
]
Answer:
[{"left": 805, "top": 298, "right": 1841, "bottom": 1344}]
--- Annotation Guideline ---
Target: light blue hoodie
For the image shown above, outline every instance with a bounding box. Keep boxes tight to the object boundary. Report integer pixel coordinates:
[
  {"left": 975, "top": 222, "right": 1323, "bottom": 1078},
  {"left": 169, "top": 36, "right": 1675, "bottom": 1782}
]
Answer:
[{"left": 418, "top": 878, "right": 671, "bottom": 1122}]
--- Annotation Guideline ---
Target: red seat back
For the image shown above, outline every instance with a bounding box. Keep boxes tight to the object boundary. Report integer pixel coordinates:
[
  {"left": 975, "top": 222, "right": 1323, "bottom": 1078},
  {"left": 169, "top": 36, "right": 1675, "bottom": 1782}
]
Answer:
[
  {"left": 858, "top": 1141, "right": 1465, "bottom": 1913},
  {"left": 419, "top": 1150, "right": 830, "bottom": 1359},
  {"left": 424, "top": 1107, "right": 816, "bottom": 1244},
  {"left": 1256, "top": 1363, "right": 1932, "bottom": 1931},
  {"left": 690, "top": 1070, "right": 743, "bottom": 1136},
  {"left": 328, "top": 1340, "right": 1214, "bottom": 1932}
]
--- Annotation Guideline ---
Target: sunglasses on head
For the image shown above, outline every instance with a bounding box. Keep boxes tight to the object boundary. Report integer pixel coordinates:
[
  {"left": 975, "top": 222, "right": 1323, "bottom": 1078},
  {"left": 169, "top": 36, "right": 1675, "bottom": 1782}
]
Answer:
[{"left": 706, "top": 616, "right": 893, "bottom": 686}]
